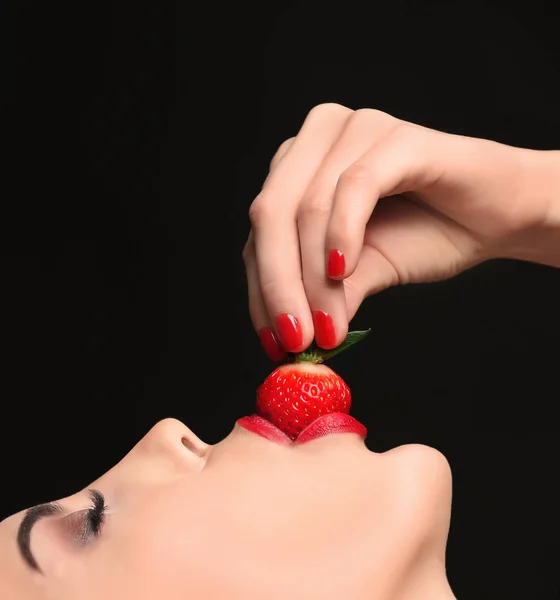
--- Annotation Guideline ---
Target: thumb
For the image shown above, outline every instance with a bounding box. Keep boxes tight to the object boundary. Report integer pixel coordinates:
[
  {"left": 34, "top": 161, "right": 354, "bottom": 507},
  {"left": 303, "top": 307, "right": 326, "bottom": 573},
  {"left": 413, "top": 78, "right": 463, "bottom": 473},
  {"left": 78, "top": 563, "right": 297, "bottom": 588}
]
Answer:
[
  {"left": 325, "top": 127, "right": 442, "bottom": 282},
  {"left": 343, "top": 243, "right": 399, "bottom": 321}
]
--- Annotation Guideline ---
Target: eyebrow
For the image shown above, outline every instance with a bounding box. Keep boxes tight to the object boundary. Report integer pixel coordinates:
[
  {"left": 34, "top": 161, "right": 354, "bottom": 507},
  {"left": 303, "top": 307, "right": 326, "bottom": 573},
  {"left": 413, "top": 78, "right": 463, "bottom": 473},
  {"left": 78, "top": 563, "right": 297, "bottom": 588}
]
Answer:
[{"left": 17, "top": 500, "right": 63, "bottom": 573}]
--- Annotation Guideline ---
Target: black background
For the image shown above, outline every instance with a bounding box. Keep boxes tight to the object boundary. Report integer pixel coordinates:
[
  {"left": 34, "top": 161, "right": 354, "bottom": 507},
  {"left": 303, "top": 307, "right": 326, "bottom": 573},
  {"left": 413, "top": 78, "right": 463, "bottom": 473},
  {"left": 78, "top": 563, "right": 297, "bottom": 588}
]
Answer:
[{"left": 2, "top": 1, "right": 559, "bottom": 598}]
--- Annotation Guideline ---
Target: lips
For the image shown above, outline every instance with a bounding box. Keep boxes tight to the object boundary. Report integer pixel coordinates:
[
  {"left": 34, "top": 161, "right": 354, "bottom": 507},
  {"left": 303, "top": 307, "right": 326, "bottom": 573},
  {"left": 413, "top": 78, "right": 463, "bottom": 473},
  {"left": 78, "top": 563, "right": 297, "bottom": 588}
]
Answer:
[{"left": 237, "top": 413, "right": 367, "bottom": 446}]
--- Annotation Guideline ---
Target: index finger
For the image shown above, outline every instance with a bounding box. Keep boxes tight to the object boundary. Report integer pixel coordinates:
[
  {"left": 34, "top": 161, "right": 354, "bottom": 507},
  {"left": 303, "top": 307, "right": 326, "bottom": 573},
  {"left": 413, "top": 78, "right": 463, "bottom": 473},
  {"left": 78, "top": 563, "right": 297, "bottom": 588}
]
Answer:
[{"left": 248, "top": 103, "right": 352, "bottom": 352}]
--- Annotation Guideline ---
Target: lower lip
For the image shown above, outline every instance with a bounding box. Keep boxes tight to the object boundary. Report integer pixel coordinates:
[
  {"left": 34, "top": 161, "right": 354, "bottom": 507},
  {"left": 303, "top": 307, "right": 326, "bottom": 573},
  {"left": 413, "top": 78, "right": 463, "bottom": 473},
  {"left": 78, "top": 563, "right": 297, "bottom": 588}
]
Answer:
[{"left": 237, "top": 413, "right": 367, "bottom": 446}]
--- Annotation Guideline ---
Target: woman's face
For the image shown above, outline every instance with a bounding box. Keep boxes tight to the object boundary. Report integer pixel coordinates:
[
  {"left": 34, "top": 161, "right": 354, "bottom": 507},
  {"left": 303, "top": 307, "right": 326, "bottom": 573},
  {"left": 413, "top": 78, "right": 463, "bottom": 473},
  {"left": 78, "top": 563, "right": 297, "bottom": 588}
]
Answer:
[{"left": 0, "top": 418, "right": 455, "bottom": 599}]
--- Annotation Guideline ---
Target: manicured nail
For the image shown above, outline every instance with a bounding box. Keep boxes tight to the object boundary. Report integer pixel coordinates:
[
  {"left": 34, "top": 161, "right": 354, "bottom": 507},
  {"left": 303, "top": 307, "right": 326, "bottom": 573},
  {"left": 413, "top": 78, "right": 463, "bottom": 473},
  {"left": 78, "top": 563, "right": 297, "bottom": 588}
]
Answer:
[
  {"left": 275, "top": 313, "right": 303, "bottom": 352},
  {"left": 327, "top": 249, "right": 345, "bottom": 278},
  {"left": 312, "top": 311, "right": 337, "bottom": 349},
  {"left": 259, "top": 327, "right": 287, "bottom": 363}
]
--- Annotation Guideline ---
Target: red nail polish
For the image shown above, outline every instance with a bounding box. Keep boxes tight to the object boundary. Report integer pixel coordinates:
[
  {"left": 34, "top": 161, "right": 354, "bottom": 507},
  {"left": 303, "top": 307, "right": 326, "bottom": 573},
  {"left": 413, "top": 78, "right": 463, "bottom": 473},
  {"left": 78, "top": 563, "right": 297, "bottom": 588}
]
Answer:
[
  {"left": 327, "top": 249, "right": 345, "bottom": 278},
  {"left": 275, "top": 313, "right": 303, "bottom": 353},
  {"left": 312, "top": 311, "right": 337, "bottom": 349},
  {"left": 259, "top": 327, "right": 287, "bottom": 363}
]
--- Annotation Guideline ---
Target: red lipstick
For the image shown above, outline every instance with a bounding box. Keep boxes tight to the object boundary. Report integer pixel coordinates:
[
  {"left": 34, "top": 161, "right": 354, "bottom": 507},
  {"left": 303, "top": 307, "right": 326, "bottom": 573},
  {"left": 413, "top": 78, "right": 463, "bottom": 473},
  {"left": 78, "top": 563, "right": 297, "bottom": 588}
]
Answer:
[
  {"left": 296, "top": 413, "right": 367, "bottom": 444},
  {"left": 236, "top": 415, "right": 293, "bottom": 445},
  {"left": 237, "top": 413, "right": 367, "bottom": 446}
]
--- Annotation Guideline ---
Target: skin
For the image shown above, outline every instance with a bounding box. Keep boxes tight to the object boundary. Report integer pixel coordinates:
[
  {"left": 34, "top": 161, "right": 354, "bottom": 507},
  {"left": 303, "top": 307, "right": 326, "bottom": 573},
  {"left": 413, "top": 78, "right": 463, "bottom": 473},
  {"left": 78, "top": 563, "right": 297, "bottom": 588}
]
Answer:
[
  {"left": 0, "top": 418, "right": 455, "bottom": 599},
  {"left": 2, "top": 105, "right": 558, "bottom": 598},
  {"left": 244, "top": 103, "right": 560, "bottom": 353}
]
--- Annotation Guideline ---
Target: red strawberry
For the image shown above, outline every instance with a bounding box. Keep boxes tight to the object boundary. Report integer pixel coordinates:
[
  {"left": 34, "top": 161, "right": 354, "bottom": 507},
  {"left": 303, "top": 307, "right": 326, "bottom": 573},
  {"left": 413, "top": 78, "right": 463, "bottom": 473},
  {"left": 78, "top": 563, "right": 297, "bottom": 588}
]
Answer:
[{"left": 256, "top": 330, "right": 370, "bottom": 440}]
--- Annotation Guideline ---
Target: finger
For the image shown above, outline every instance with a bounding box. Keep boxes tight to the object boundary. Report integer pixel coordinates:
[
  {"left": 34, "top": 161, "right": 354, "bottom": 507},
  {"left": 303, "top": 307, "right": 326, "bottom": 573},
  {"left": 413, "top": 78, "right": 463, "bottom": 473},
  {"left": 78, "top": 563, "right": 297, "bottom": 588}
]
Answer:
[
  {"left": 297, "top": 200, "right": 348, "bottom": 349},
  {"left": 342, "top": 192, "right": 472, "bottom": 319},
  {"left": 269, "top": 137, "right": 295, "bottom": 172},
  {"left": 250, "top": 103, "right": 352, "bottom": 352},
  {"left": 243, "top": 233, "right": 287, "bottom": 363},
  {"left": 343, "top": 243, "right": 400, "bottom": 321},
  {"left": 326, "top": 125, "right": 440, "bottom": 280},
  {"left": 261, "top": 137, "right": 296, "bottom": 187},
  {"left": 296, "top": 110, "right": 395, "bottom": 348}
]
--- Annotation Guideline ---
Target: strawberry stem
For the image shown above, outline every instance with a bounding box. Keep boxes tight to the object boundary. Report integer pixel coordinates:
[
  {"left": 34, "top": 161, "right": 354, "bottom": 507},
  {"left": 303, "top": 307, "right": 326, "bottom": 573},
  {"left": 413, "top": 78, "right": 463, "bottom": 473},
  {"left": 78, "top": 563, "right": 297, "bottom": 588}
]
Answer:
[{"left": 294, "top": 329, "right": 371, "bottom": 363}]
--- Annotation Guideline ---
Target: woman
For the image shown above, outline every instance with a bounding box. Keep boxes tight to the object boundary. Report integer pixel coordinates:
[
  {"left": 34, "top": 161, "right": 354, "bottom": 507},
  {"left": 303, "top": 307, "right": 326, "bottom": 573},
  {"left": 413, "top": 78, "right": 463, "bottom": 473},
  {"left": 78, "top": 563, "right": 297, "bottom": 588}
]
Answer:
[
  {"left": 1, "top": 418, "right": 454, "bottom": 599},
  {"left": 1, "top": 104, "right": 558, "bottom": 599}
]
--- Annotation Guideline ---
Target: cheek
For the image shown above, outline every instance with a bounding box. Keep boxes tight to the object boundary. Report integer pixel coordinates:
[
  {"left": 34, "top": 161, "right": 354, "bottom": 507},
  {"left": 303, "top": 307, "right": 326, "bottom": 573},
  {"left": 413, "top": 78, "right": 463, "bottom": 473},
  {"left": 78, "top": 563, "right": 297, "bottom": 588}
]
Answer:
[
  {"left": 76, "top": 469, "right": 448, "bottom": 600},
  {"left": 113, "top": 488, "right": 233, "bottom": 584},
  {"left": 110, "top": 483, "right": 273, "bottom": 594},
  {"left": 112, "top": 500, "right": 239, "bottom": 598},
  {"left": 134, "top": 476, "right": 377, "bottom": 579}
]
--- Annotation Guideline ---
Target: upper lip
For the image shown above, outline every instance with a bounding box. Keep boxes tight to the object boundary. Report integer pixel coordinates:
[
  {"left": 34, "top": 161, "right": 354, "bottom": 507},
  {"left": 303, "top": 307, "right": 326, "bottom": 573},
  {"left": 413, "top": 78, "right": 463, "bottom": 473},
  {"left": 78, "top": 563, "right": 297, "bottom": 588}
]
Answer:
[{"left": 237, "top": 413, "right": 367, "bottom": 445}]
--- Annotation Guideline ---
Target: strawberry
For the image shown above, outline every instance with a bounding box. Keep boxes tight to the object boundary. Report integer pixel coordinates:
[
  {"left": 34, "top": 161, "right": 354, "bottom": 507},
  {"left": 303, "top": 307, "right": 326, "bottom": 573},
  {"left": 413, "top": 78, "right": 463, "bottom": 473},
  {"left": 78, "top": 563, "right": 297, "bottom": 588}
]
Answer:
[{"left": 256, "top": 330, "right": 370, "bottom": 440}]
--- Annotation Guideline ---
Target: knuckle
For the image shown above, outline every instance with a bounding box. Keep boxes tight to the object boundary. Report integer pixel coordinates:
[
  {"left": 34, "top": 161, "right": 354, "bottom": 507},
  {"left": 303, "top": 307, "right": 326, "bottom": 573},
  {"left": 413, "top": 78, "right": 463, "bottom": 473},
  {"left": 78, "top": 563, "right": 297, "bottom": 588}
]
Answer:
[
  {"left": 352, "top": 107, "right": 394, "bottom": 125},
  {"left": 306, "top": 102, "right": 352, "bottom": 123},
  {"left": 248, "top": 194, "right": 273, "bottom": 228},
  {"left": 386, "top": 122, "right": 414, "bottom": 148},
  {"left": 297, "top": 194, "right": 331, "bottom": 221},
  {"left": 349, "top": 108, "right": 404, "bottom": 143},
  {"left": 270, "top": 137, "right": 295, "bottom": 170},
  {"left": 338, "top": 162, "right": 371, "bottom": 188},
  {"left": 337, "top": 163, "right": 374, "bottom": 200}
]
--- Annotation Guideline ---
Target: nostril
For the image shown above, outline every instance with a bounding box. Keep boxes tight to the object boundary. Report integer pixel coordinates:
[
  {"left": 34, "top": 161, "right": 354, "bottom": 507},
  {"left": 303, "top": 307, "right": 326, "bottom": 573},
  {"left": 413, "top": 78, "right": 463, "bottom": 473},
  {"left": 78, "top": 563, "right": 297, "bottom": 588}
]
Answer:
[{"left": 181, "top": 436, "right": 206, "bottom": 458}]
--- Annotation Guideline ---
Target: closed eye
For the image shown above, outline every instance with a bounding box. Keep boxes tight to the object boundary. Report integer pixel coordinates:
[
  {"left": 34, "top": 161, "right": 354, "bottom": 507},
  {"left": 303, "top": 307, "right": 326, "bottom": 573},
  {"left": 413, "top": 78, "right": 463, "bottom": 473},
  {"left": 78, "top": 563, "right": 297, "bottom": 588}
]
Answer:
[{"left": 17, "top": 489, "right": 107, "bottom": 573}]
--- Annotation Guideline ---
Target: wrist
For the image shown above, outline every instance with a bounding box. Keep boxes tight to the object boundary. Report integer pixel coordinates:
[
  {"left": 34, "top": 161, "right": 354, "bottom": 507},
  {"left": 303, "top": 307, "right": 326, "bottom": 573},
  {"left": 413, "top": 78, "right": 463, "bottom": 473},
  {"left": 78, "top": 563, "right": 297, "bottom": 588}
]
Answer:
[{"left": 500, "top": 149, "right": 560, "bottom": 268}]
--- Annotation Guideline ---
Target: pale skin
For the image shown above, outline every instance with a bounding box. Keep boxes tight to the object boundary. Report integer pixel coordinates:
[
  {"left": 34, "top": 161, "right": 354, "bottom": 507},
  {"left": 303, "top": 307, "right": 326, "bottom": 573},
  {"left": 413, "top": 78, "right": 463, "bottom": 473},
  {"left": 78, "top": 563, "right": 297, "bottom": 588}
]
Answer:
[
  {"left": 0, "top": 419, "right": 455, "bottom": 599},
  {"left": 244, "top": 103, "right": 560, "bottom": 354},
  {"left": 1, "top": 104, "right": 559, "bottom": 598}
]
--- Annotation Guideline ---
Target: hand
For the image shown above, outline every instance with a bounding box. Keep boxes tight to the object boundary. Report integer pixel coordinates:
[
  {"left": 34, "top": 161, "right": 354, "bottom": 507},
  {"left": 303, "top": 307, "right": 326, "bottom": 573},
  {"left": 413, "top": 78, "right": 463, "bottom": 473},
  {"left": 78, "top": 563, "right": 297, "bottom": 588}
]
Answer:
[{"left": 243, "top": 103, "right": 552, "bottom": 359}]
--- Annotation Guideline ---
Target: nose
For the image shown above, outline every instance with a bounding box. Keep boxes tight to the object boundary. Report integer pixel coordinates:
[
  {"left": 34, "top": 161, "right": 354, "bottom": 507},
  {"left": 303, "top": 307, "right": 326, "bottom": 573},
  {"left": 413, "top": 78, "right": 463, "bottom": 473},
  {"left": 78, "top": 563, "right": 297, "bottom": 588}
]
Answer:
[
  {"left": 95, "top": 418, "right": 211, "bottom": 492},
  {"left": 137, "top": 418, "right": 210, "bottom": 466}
]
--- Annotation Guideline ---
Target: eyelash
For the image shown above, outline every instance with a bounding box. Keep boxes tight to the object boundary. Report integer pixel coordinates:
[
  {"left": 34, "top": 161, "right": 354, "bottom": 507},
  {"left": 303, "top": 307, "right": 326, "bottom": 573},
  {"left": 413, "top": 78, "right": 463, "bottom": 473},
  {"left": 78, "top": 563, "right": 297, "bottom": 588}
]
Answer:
[{"left": 79, "top": 489, "right": 107, "bottom": 543}]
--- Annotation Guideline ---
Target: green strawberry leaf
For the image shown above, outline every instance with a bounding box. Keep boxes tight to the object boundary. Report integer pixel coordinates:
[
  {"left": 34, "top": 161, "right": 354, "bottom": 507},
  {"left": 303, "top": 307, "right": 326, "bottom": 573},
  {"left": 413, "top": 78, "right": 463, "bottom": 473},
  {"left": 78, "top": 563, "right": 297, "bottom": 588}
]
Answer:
[{"left": 295, "top": 329, "right": 371, "bottom": 363}]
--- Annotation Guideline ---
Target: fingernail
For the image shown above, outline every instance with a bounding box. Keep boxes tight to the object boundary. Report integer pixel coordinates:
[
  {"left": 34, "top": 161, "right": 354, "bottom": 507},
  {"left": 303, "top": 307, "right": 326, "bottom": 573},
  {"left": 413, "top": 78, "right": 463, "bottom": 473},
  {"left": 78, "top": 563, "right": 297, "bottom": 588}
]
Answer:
[
  {"left": 275, "top": 313, "right": 303, "bottom": 353},
  {"left": 327, "top": 249, "right": 345, "bottom": 278},
  {"left": 312, "top": 311, "right": 337, "bottom": 349},
  {"left": 258, "top": 327, "right": 287, "bottom": 363}
]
